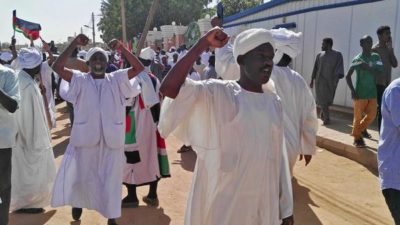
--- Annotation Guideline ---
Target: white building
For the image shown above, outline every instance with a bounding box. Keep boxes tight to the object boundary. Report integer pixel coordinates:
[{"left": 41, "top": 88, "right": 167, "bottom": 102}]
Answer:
[{"left": 223, "top": 0, "right": 400, "bottom": 108}]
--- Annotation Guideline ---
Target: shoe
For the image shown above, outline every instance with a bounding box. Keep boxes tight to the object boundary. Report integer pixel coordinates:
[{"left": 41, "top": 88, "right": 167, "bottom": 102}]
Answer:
[
  {"left": 353, "top": 138, "right": 366, "bottom": 148},
  {"left": 362, "top": 130, "right": 372, "bottom": 139},
  {"left": 323, "top": 119, "right": 330, "bottom": 125},
  {"left": 72, "top": 207, "right": 82, "bottom": 221},
  {"left": 108, "top": 219, "right": 118, "bottom": 225},
  {"left": 121, "top": 196, "right": 139, "bottom": 208},
  {"left": 142, "top": 196, "right": 159, "bottom": 207},
  {"left": 14, "top": 208, "right": 45, "bottom": 214}
]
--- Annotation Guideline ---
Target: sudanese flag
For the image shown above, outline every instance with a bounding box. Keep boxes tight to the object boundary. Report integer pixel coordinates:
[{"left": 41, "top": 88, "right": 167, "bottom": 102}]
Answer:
[{"left": 12, "top": 10, "right": 41, "bottom": 40}]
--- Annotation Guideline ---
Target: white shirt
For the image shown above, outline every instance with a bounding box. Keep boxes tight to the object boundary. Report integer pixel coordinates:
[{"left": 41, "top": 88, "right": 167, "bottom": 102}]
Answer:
[{"left": 0, "top": 65, "right": 20, "bottom": 148}]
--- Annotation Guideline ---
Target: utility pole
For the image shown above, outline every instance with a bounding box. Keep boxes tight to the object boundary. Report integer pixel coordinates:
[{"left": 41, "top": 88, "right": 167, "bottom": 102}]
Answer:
[
  {"left": 120, "top": 0, "right": 127, "bottom": 45},
  {"left": 91, "top": 12, "right": 96, "bottom": 46},
  {"left": 136, "top": 0, "right": 160, "bottom": 54},
  {"left": 81, "top": 27, "right": 83, "bottom": 34}
]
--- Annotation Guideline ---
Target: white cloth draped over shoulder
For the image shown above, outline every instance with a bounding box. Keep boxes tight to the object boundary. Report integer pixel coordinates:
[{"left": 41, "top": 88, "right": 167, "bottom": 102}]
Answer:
[
  {"left": 271, "top": 66, "right": 318, "bottom": 172},
  {"left": 11, "top": 70, "right": 56, "bottom": 211},
  {"left": 158, "top": 79, "right": 293, "bottom": 225}
]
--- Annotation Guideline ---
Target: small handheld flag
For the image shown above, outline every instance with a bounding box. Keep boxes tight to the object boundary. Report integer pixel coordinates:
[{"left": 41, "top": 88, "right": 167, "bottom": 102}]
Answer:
[{"left": 13, "top": 10, "right": 41, "bottom": 40}]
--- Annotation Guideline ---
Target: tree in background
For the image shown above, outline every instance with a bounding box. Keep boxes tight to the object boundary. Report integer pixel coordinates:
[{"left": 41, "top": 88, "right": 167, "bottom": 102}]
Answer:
[
  {"left": 221, "top": 0, "right": 263, "bottom": 17},
  {"left": 98, "top": 0, "right": 209, "bottom": 43}
]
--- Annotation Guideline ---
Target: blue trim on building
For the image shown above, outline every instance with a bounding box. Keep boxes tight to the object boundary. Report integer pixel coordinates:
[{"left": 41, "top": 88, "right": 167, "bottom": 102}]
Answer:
[
  {"left": 272, "top": 22, "right": 296, "bottom": 29},
  {"left": 224, "top": 0, "right": 383, "bottom": 29},
  {"left": 224, "top": 0, "right": 291, "bottom": 24}
]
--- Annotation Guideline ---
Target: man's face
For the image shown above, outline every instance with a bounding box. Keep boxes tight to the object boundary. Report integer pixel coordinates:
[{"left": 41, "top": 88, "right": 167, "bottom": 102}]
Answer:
[
  {"left": 173, "top": 54, "right": 178, "bottom": 62},
  {"left": 161, "top": 57, "right": 168, "bottom": 65},
  {"left": 89, "top": 52, "right": 107, "bottom": 75},
  {"left": 380, "top": 30, "right": 391, "bottom": 43},
  {"left": 321, "top": 41, "right": 329, "bottom": 51},
  {"left": 361, "top": 36, "right": 373, "bottom": 52},
  {"left": 240, "top": 43, "right": 274, "bottom": 85}
]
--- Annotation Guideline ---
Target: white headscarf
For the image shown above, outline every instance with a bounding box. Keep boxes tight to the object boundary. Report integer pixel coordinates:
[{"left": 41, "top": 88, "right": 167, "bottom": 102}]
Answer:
[
  {"left": 233, "top": 28, "right": 275, "bottom": 62},
  {"left": 77, "top": 50, "right": 87, "bottom": 59},
  {"left": 139, "top": 47, "right": 156, "bottom": 61},
  {"left": 18, "top": 48, "right": 42, "bottom": 69},
  {"left": 270, "top": 28, "right": 302, "bottom": 64},
  {"left": 85, "top": 47, "right": 109, "bottom": 62},
  {"left": 0, "top": 51, "right": 13, "bottom": 62}
]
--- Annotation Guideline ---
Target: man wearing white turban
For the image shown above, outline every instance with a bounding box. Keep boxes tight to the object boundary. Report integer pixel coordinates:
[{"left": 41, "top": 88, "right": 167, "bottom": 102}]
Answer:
[
  {"left": 10, "top": 47, "right": 56, "bottom": 214},
  {"left": 212, "top": 17, "right": 317, "bottom": 176},
  {"left": 158, "top": 27, "right": 293, "bottom": 225},
  {"left": 269, "top": 28, "right": 318, "bottom": 175},
  {"left": 51, "top": 34, "right": 144, "bottom": 225}
]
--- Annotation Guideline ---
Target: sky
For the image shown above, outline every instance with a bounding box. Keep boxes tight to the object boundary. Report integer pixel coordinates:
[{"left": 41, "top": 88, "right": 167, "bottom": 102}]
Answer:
[
  {"left": 0, "top": 0, "right": 270, "bottom": 46},
  {"left": 0, "top": 0, "right": 103, "bottom": 45}
]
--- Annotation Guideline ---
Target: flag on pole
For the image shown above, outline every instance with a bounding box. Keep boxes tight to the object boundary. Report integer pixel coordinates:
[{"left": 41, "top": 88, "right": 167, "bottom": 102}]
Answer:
[{"left": 13, "top": 10, "right": 41, "bottom": 40}]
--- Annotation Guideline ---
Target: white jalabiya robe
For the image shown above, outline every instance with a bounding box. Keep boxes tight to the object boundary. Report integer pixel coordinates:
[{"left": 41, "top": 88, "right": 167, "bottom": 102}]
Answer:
[
  {"left": 11, "top": 70, "right": 56, "bottom": 211},
  {"left": 159, "top": 79, "right": 293, "bottom": 225},
  {"left": 215, "top": 43, "right": 318, "bottom": 174},
  {"left": 271, "top": 66, "right": 318, "bottom": 173},
  {"left": 51, "top": 69, "right": 139, "bottom": 219},
  {"left": 40, "top": 61, "right": 56, "bottom": 128}
]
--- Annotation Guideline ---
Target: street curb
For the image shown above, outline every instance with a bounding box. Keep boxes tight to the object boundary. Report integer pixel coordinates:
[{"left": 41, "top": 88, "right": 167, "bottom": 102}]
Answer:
[{"left": 317, "top": 135, "right": 378, "bottom": 174}]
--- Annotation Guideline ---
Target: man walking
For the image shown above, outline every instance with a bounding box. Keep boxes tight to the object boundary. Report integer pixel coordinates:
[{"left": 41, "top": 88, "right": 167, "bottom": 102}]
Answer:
[
  {"left": 346, "top": 36, "right": 383, "bottom": 147},
  {"left": 310, "top": 38, "right": 344, "bottom": 125},
  {"left": 0, "top": 64, "right": 19, "bottom": 225},
  {"left": 372, "top": 26, "right": 398, "bottom": 131},
  {"left": 378, "top": 77, "right": 400, "bottom": 225}
]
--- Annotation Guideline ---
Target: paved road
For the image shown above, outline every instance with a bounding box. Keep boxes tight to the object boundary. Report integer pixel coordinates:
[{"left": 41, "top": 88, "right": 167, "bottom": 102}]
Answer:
[{"left": 9, "top": 103, "right": 393, "bottom": 225}]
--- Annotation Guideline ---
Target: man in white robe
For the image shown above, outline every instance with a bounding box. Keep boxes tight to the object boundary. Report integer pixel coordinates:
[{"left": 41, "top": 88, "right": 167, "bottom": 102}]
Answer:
[
  {"left": 51, "top": 34, "right": 144, "bottom": 225},
  {"left": 11, "top": 47, "right": 56, "bottom": 214},
  {"left": 159, "top": 27, "right": 294, "bottom": 225},
  {"left": 270, "top": 28, "right": 318, "bottom": 174},
  {"left": 213, "top": 18, "right": 318, "bottom": 174}
]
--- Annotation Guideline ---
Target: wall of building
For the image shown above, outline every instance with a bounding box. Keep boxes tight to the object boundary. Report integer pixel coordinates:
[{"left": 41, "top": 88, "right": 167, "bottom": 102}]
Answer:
[{"left": 224, "top": 0, "right": 400, "bottom": 108}]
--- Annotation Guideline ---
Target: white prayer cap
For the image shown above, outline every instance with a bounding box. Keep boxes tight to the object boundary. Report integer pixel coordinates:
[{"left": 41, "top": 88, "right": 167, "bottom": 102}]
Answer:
[
  {"left": 161, "top": 54, "right": 168, "bottom": 60},
  {"left": 233, "top": 28, "right": 275, "bottom": 62},
  {"left": 139, "top": 47, "right": 155, "bottom": 61},
  {"left": 85, "top": 47, "right": 109, "bottom": 62},
  {"left": 0, "top": 51, "right": 13, "bottom": 62},
  {"left": 270, "top": 28, "right": 302, "bottom": 63},
  {"left": 169, "top": 46, "right": 176, "bottom": 52},
  {"left": 77, "top": 50, "right": 87, "bottom": 59},
  {"left": 18, "top": 47, "right": 43, "bottom": 69}
]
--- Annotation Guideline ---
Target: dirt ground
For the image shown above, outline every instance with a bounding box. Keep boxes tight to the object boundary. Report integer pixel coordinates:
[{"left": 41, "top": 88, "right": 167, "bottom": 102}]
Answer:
[{"left": 8, "top": 103, "right": 393, "bottom": 225}]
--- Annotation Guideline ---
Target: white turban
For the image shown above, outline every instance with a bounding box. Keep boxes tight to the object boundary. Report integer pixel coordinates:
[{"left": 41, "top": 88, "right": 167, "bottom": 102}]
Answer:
[
  {"left": 233, "top": 28, "right": 275, "bottom": 62},
  {"left": 0, "top": 51, "right": 13, "bottom": 62},
  {"left": 270, "top": 28, "right": 302, "bottom": 64},
  {"left": 85, "top": 47, "right": 109, "bottom": 62},
  {"left": 18, "top": 48, "right": 43, "bottom": 69},
  {"left": 139, "top": 47, "right": 155, "bottom": 61},
  {"left": 77, "top": 50, "right": 87, "bottom": 59}
]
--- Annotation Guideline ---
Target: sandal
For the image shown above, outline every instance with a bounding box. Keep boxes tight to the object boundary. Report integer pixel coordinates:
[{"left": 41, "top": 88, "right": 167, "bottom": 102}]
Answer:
[{"left": 142, "top": 196, "right": 159, "bottom": 207}]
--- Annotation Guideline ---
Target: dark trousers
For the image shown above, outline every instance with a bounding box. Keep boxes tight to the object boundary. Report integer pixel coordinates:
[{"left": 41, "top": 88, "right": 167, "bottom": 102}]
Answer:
[
  {"left": 0, "top": 149, "right": 12, "bottom": 225},
  {"left": 376, "top": 84, "right": 386, "bottom": 132},
  {"left": 320, "top": 104, "right": 330, "bottom": 123},
  {"left": 383, "top": 188, "right": 400, "bottom": 225}
]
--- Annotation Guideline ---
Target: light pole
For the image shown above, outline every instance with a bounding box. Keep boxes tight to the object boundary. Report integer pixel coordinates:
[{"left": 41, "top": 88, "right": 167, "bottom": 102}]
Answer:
[{"left": 84, "top": 12, "right": 96, "bottom": 47}]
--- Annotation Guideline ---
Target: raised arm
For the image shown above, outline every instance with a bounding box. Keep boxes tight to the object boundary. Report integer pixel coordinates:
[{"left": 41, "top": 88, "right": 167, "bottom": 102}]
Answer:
[
  {"left": 108, "top": 39, "right": 144, "bottom": 79},
  {"left": 388, "top": 37, "right": 398, "bottom": 68},
  {"left": 52, "top": 34, "right": 89, "bottom": 82},
  {"left": 41, "top": 38, "right": 55, "bottom": 65},
  {"left": 160, "top": 27, "right": 229, "bottom": 99}
]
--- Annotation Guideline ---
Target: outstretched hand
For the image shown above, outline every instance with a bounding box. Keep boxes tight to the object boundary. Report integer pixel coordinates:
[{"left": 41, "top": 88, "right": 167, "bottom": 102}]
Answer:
[
  {"left": 204, "top": 27, "right": 229, "bottom": 49},
  {"left": 108, "top": 39, "right": 122, "bottom": 51},
  {"left": 281, "top": 215, "right": 294, "bottom": 225},
  {"left": 73, "top": 34, "right": 89, "bottom": 46}
]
